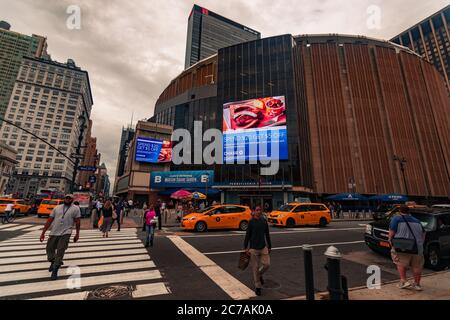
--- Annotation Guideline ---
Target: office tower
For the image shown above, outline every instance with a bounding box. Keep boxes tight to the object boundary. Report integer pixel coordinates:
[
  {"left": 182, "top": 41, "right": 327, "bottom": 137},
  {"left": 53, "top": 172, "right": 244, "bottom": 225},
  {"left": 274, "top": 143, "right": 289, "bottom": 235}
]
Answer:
[
  {"left": 114, "top": 126, "right": 135, "bottom": 182},
  {"left": 391, "top": 5, "right": 450, "bottom": 91},
  {"left": 184, "top": 4, "right": 260, "bottom": 69},
  {"left": 0, "top": 57, "right": 93, "bottom": 196},
  {"left": 0, "top": 21, "right": 48, "bottom": 120}
]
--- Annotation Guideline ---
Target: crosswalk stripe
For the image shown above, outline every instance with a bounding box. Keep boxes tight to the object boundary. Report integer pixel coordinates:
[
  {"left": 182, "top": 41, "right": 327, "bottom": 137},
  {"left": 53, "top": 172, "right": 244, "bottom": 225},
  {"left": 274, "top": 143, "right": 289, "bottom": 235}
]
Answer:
[
  {"left": 0, "top": 239, "right": 143, "bottom": 251},
  {"left": 8, "top": 234, "right": 138, "bottom": 241},
  {"left": 0, "top": 248, "right": 149, "bottom": 265},
  {"left": 22, "top": 226, "right": 44, "bottom": 231},
  {"left": 0, "top": 225, "right": 34, "bottom": 231},
  {"left": 29, "top": 292, "right": 89, "bottom": 300},
  {"left": 0, "top": 236, "right": 139, "bottom": 246},
  {"left": 132, "top": 283, "right": 170, "bottom": 298},
  {"left": 0, "top": 243, "right": 146, "bottom": 258},
  {"left": 0, "top": 270, "right": 162, "bottom": 298},
  {"left": 16, "top": 231, "right": 138, "bottom": 238},
  {"left": 0, "top": 260, "right": 156, "bottom": 283},
  {"left": 0, "top": 223, "right": 19, "bottom": 230},
  {"left": 0, "top": 253, "right": 153, "bottom": 273},
  {"left": 168, "top": 235, "right": 255, "bottom": 300}
]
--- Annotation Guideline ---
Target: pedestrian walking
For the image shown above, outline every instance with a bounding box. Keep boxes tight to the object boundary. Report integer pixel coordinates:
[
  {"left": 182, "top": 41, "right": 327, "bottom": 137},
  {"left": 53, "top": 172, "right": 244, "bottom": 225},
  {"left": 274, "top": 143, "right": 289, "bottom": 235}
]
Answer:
[
  {"left": 144, "top": 205, "right": 157, "bottom": 247},
  {"left": 389, "top": 205, "right": 426, "bottom": 291},
  {"left": 155, "top": 199, "right": 162, "bottom": 230},
  {"left": 39, "top": 194, "right": 81, "bottom": 280},
  {"left": 112, "top": 198, "right": 124, "bottom": 231},
  {"left": 176, "top": 204, "right": 184, "bottom": 223},
  {"left": 243, "top": 206, "right": 272, "bottom": 296},
  {"left": 99, "top": 200, "right": 114, "bottom": 238}
]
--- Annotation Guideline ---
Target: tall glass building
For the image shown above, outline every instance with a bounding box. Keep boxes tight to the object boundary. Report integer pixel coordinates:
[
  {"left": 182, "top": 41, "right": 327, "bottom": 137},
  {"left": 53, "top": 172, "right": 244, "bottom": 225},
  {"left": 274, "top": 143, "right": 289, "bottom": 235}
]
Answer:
[
  {"left": 0, "top": 22, "right": 48, "bottom": 121},
  {"left": 391, "top": 5, "right": 450, "bottom": 92},
  {"left": 184, "top": 4, "right": 260, "bottom": 69}
]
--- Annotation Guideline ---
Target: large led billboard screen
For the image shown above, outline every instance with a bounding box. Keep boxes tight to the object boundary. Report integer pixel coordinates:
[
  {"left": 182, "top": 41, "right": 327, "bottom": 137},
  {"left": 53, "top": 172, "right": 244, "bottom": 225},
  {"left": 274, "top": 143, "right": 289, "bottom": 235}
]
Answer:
[
  {"left": 223, "top": 96, "right": 288, "bottom": 162},
  {"left": 135, "top": 138, "right": 172, "bottom": 163}
]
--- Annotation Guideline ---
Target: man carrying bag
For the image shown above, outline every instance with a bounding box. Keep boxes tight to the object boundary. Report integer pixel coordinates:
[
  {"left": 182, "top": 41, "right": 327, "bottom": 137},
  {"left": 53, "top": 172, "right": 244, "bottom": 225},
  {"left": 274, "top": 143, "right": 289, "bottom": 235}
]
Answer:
[{"left": 389, "top": 205, "right": 426, "bottom": 291}]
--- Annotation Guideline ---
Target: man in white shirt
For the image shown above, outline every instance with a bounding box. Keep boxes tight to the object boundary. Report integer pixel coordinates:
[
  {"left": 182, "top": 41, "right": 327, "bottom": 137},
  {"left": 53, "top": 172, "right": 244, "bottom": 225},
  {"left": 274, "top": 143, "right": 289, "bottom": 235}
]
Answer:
[
  {"left": 4, "top": 203, "right": 14, "bottom": 222},
  {"left": 40, "top": 194, "right": 81, "bottom": 280}
]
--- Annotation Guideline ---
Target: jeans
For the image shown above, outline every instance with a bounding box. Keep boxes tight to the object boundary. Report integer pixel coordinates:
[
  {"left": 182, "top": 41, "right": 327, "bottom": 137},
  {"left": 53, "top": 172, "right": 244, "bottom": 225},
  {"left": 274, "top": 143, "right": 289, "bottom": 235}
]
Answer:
[
  {"left": 145, "top": 224, "right": 155, "bottom": 246},
  {"left": 250, "top": 247, "right": 271, "bottom": 289},
  {"left": 113, "top": 212, "right": 121, "bottom": 231},
  {"left": 46, "top": 234, "right": 71, "bottom": 267}
]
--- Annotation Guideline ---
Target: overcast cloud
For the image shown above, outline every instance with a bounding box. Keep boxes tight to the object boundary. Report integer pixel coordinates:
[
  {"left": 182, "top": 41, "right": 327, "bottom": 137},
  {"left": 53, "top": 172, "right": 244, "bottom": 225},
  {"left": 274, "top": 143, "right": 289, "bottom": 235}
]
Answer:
[{"left": 0, "top": 0, "right": 447, "bottom": 185}]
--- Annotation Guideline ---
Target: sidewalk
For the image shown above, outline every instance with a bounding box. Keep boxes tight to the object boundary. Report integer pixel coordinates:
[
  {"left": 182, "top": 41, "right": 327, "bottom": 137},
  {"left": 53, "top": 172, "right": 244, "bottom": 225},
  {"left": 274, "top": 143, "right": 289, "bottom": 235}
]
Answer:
[
  {"left": 288, "top": 270, "right": 450, "bottom": 300},
  {"left": 348, "top": 270, "right": 450, "bottom": 300}
]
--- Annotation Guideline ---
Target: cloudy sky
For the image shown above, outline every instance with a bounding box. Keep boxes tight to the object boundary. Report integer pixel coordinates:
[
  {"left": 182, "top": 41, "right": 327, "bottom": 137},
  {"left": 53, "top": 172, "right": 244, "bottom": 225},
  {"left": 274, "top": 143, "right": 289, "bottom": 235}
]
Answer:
[{"left": 0, "top": 0, "right": 447, "bottom": 185}]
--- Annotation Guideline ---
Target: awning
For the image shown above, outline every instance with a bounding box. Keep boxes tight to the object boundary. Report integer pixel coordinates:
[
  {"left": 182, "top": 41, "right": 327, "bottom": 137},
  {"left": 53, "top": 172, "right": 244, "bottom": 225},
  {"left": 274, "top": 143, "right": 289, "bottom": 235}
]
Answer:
[
  {"left": 369, "top": 194, "right": 408, "bottom": 202},
  {"left": 326, "top": 193, "right": 369, "bottom": 201},
  {"left": 157, "top": 188, "right": 220, "bottom": 196}
]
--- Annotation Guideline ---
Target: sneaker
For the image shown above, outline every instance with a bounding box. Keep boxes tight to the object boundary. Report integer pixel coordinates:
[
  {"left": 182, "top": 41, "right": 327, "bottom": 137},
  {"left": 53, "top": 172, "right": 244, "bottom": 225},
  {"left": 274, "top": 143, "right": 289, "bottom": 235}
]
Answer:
[
  {"left": 50, "top": 268, "right": 59, "bottom": 281},
  {"left": 255, "top": 288, "right": 262, "bottom": 296},
  {"left": 411, "top": 283, "right": 423, "bottom": 291},
  {"left": 398, "top": 281, "right": 412, "bottom": 289}
]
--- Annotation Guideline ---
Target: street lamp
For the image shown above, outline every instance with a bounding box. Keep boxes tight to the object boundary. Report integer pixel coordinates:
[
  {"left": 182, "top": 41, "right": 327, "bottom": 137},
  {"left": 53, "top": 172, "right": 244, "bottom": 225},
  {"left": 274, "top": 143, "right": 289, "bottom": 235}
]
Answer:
[
  {"left": 393, "top": 155, "right": 408, "bottom": 195},
  {"left": 70, "top": 113, "right": 88, "bottom": 193}
]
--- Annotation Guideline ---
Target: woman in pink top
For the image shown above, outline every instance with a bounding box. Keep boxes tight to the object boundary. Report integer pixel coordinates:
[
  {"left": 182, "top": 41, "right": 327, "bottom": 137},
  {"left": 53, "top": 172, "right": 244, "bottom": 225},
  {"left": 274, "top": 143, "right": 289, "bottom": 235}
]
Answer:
[{"left": 144, "top": 205, "right": 156, "bottom": 248}]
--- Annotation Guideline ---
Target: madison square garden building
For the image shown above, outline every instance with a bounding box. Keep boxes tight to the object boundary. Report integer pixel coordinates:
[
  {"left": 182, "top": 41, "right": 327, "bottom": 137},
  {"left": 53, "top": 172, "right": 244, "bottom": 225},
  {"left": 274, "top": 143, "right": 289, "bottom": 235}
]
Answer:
[{"left": 151, "top": 34, "right": 450, "bottom": 210}]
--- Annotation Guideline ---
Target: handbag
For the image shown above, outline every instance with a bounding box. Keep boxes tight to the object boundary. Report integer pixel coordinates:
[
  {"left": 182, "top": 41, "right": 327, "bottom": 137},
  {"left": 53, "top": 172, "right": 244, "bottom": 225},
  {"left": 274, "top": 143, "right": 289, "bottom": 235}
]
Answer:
[
  {"left": 98, "top": 215, "right": 104, "bottom": 228},
  {"left": 112, "top": 211, "right": 118, "bottom": 220},
  {"left": 391, "top": 216, "right": 418, "bottom": 254},
  {"left": 238, "top": 251, "right": 250, "bottom": 270}
]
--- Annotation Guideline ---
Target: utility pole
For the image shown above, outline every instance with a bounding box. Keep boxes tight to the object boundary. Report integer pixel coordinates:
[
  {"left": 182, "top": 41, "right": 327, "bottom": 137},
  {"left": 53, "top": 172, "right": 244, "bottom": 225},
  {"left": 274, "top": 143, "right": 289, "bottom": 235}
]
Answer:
[
  {"left": 71, "top": 113, "right": 88, "bottom": 193},
  {"left": 393, "top": 155, "right": 408, "bottom": 195}
]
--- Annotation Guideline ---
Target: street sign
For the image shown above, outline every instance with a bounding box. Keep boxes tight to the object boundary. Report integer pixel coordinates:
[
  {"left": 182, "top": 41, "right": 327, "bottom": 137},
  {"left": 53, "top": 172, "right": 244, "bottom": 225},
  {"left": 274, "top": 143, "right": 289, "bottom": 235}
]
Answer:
[
  {"left": 71, "top": 154, "right": 84, "bottom": 159},
  {"left": 78, "top": 166, "right": 97, "bottom": 172},
  {"left": 89, "top": 175, "right": 97, "bottom": 183}
]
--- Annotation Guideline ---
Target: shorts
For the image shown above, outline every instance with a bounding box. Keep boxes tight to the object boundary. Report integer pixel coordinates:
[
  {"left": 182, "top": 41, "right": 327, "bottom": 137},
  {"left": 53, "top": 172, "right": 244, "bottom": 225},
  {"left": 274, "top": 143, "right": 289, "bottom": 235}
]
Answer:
[{"left": 391, "top": 249, "right": 424, "bottom": 268}]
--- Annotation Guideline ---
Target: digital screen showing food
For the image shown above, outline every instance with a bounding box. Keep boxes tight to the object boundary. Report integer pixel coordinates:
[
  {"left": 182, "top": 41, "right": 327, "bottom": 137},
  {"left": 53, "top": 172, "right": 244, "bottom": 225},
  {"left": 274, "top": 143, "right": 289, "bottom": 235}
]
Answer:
[
  {"left": 223, "top": 96, "right": 288, "bottom": 162},
  {"left": 135, "top": 138, "right": 172, "bottom": 163}
]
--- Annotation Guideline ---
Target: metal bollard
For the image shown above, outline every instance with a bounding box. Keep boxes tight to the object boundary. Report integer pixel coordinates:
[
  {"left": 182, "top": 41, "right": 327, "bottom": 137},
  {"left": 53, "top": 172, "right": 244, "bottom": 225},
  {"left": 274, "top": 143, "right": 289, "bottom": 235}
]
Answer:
[
  {"left": 302, "top": 245, "right": 315, "bottom": 301},
  {"left": 324, "top": 246, "right": 343, "bottom": 300}
]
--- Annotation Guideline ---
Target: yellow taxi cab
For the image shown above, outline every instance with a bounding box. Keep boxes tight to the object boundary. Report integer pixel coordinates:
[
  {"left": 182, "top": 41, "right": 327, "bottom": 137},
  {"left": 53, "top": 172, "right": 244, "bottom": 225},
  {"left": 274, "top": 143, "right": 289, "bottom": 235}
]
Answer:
[
  {"left": 182, "top": 205, "right": 252, "bottom": 232},
  {"left": 268, "top": 202, "right": 331, "bottom": 227},
  {"left": 37, "top": 199, "right": 64, "bottom": 218},
  {"left": 0, "top": 198, "right": 31, "bottom": 216}
]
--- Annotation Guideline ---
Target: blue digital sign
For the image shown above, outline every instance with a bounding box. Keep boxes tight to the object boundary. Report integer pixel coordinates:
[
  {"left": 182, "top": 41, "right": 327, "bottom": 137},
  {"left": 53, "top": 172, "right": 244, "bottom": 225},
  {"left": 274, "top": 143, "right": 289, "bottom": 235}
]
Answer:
[
  {"left": 135, "top": 138, "right": 172, "bottom": 163},
  {"left": 223, "top": 96, "right": 288, "bottom": 162}
]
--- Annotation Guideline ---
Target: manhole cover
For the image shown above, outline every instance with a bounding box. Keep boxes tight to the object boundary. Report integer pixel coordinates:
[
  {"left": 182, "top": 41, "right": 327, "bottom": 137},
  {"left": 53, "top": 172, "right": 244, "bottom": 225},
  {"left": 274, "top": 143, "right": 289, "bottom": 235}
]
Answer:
[{"left": 91, "top": 285, "right": 133, "bottom": 300}]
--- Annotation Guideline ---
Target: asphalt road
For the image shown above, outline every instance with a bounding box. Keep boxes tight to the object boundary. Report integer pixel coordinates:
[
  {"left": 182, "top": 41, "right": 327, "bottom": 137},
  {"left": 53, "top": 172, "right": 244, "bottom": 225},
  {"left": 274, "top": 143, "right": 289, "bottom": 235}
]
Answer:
[{"left": 0, "top": 216, "right": 437, "bottom": 300}]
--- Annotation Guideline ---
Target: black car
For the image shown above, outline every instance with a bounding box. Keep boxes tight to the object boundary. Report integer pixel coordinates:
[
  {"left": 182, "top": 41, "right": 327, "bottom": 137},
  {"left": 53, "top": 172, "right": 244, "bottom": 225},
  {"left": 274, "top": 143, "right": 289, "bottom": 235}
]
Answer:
[
  {"left": 364, "top": 208, "right": 450, "bottom": 270},
  {"left": 372, "top": 203, "right": 400, "bottom": 220}
]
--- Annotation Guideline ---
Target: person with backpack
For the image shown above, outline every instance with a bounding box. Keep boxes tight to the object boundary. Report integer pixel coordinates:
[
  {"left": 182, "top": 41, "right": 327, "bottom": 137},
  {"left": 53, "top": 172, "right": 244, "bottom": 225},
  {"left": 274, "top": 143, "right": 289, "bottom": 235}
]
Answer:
[
  {"left": 144, "top": 205, "right": 157, "bottom": 248},
  {"left": 389, "top": 205, "right": 426, "bottom": 291}
]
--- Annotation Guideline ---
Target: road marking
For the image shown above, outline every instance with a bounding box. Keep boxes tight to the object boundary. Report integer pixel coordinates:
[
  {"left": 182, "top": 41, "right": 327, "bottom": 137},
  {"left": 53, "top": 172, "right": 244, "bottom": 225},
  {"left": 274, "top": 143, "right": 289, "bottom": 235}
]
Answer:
[
  {"left": 203, "top": 240, "right": 366, "bottom": 255},
  {"left": 0, "top": 224, "right": 32, "bottom": 231},
  {"left": 132, "top": 283, "right": 171, "bottom": 298},
  {"left": 359, "top": 224, "right": 368, "bottom": 227},
  {"left": 29, "top": 291, "right": 89, "bottom": 300},
  {"left": 0, "top": 270, "right": 162, "bottom": 298},
  {"left": 0, "top": 248, "right": 149, "bottom": 265},
  {"left": 168, "top": 235, "right": 255, "bottom": 300},
  {"left": 0, "top": 260, "right": 156, "bottom": 283},
  {"left": 0, "top": 236, "right": 139, "bottom": 246},
  {"left": 0, "top": 239, "right": 143, "bottom": 251},
  {"left": 0, "top": 243, "right": 145, "bottom": 258},
  {"left": 0, "top": 254, "right": 152, "bottom": 273},
  {"left": 180, "top": 227, "right": 365, "bottom": 238},
  {"left": 22, "top": 225, "right": 44, "bottom": 231},
  {"left": 0, "top": 223, "right": 19, "bottom": 230}
]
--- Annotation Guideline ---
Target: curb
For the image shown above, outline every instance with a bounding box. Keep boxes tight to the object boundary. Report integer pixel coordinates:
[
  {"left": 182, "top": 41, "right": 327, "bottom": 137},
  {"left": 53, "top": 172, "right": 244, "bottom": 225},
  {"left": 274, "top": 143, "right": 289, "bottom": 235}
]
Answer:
[{"left": 332, "top": 219, "right": 372, "bottom": 223}]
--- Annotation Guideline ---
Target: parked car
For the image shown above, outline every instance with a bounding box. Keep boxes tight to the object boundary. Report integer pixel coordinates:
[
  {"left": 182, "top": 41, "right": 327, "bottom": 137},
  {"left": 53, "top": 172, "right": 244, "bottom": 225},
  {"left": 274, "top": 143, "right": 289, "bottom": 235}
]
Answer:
[
  {"left": 0, "top": 198, "right": 32, "bottom": 216},
  {"left": 182, "top": 205, "right": 252, "bottom": 232},
  {"left": 268, "top": 202, "right": 331, "bottom": 228},
  {"left": 364, "top": 207, "right": 450, "bottom": 270}
]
